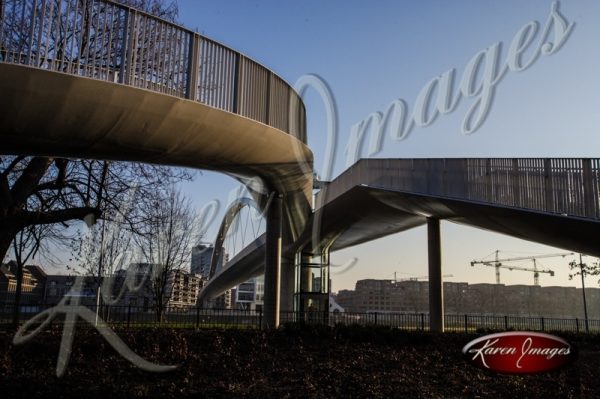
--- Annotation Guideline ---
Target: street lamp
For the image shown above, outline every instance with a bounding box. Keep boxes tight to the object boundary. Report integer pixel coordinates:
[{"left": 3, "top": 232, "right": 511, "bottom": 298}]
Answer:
[{"left": 579, "top": 254, "right": 589, "bottom": 334}]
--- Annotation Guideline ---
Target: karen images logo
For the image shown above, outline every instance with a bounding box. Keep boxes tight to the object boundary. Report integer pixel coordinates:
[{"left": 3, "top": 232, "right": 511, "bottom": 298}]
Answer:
[{"left": 462, "top": 332, "right": 576, "bottom": 374}]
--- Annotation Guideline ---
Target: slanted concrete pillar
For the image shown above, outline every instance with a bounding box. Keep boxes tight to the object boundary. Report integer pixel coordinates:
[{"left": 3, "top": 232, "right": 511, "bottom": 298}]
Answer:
[
  {"left": 263, "top": 193, "right": 283, "bottom": 329},
  {"left": 427, "top": 218, "right": 444, "bottom": 332}
]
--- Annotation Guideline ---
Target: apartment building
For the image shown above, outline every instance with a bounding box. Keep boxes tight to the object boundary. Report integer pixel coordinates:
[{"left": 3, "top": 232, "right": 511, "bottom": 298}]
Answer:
[
  {"left": 335, "top": 278, "right": 600, "bottom": 318},
  {"left": 0, "top": 262, "right": 47, "bottom": 306}
]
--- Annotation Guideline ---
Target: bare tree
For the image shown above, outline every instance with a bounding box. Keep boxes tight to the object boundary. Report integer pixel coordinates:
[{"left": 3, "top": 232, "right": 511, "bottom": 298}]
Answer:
[
  {"left": 0, "top": 0, "right": 186, "bottom": 262},
  {"left": 136, "top": 186, "right": 197, "bottom": 322},
  {"left": 568, "top": 256, "right": 600, "bottom": 333},
  {"left": 0, "top": 157, "right": 192, "bottom": 262},
  {"left": 68, "top": 184, "right": 140, "bottom": 322}
]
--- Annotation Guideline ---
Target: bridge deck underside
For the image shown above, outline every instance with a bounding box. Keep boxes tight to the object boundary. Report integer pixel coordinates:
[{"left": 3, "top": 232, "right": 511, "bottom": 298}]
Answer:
[
  {"left": 205, "top": 182, "right": 600, "bottom": 301},
  {"left": 313, "top": 186, "right": 600, "bottom": 257}
]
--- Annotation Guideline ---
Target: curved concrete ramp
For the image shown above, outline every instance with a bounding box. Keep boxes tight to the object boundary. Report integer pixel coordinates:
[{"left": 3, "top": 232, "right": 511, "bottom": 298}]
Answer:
[
  {"left": 0, "top": 64, "right": 313, "bottom": 206},
  {"left": 1, "top": 0, "right": 311, "bottom": 326}
]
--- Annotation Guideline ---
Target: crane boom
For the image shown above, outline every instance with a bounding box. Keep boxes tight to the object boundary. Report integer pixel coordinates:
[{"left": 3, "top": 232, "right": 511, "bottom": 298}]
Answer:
[
  {"left": 470, "top": 251, "right": 572, "bottom": 285},
  {"left": 478, "top": 262, "right": 554, "bottom": 275},
  {"left": 481, "top": 252, "right": 573, "bottom": 264}
]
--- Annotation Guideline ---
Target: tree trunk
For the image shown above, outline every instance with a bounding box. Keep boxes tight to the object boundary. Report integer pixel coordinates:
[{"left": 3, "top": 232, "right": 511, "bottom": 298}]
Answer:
[
  {"left": 0, "top": 228, "right": 17, "bottom": 264},
  {"left": 12, "top": 260, "right": 23, "bottom": 328}
]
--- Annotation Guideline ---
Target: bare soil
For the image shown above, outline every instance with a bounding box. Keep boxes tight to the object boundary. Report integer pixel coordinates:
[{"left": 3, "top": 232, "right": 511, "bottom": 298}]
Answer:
[{"left": 1, "top": 325, "right": 598, "bottom": 398}]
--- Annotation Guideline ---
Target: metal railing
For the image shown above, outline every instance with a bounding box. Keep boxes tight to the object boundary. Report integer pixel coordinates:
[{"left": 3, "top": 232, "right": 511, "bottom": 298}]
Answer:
[
  {"left": 0, "top": 303, "right": 265, "bottom": 329},
  {"left": 317, "top": 158, "right": 600, "bottom": 219},
  {"left": 285, "top": 311, "right": 600, "bottom": 334},
  {"left": 0, "top": 0, "right": 306, "bottom": 141},
  {"left": 3, "top": 304, "right": 600, "bottom": 334}
]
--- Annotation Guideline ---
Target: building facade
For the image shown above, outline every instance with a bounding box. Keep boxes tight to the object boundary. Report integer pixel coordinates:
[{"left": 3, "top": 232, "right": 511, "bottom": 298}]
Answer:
[
  {"left": 114, "top": 263, "right": 204, "bottom": 311},
  {"left": 0, "top": 262, "right": 47, "bottom": 306},
  {"left": 234, "top": 276, "right": 264, "bottom": 311},
  {"left": 334, "top": 279, "right": 600, "bottom": 318},
  {"left": 191, "top": 244, "right": 213, "bottom": 277},
  {"left": 165, "top": 269, "right": 203, "bottom": 310}
]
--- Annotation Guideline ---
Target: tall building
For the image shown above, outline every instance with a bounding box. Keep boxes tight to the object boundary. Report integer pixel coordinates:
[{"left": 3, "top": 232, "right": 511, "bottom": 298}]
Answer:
[
  {"left": 192, "top": 243, "right": 237, "bottom": 309},
  {"left": 166, "top": 269, "right": 203, "bottom": 310},
  {"left": 115, "top": 264, "right": 203, "bottom": 311},
  {"left": 191, "top": 244, "right": 214, "bottom": 278}
]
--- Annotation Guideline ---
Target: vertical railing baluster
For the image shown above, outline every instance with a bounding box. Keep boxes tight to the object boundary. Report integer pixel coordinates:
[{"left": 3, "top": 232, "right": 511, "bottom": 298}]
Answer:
[
  {"left": 26, "top": 0, "right": 37, "bottom": 65},
  {"left": 80, "top": 0, "right": 90, "bottom": 76},
  {"left": 265, "top": 71, "right": 271, "bottom": 125},
  {"left": 232, "top": 53, "right": 240, "bottom": 114},
  {"left": 175, "top": 27, "right": 185, "bottom": 96},
  {"left": 161, "top": 26, "right": 170, "bottom": 93},
  {"left": 582, "top": 159, "right": 593, "bottom": 217},
  {"left": 143, "top": 16, "right": 153, "bottom": 89},
  {"left": 105, "top": 3, "right": 114, "bottom": 80},
  {"left": 136, "top": 13, "right": 145, "bottom": 87},
  {"left": 44, "top": 0, "right": 55, "bottom": 69},
  {"left": 185, "top": 33, "right": 199, "bottom": 100},
  {"left": 59, "top": 0, "right": 70, "bottom": 72},
  {"left": 218, "top": 42, "right": 225, "bottom": 107},
  {"left": 86, "top": 0, "right": 96, "bottom": 77},
  {"left": 120, "top": 8, "right": 134, "bottom": 84},
  {"left": 544, "top": 158, "right": 554, "bottom": 213},
  {"left": 69, "top": 0, "right": 79, "bottom": 73},
  {"left": 154, "top": 21, "right": 163, "bottom": 92},
  {"left": 236, "top": 55, "right": 244, "bottom": 115},
  {"left": 96, "top": 0, "right": 104, "bottom": 77},
  {"left": 52, "top": 0, "right": 62, "bottom": 71}
]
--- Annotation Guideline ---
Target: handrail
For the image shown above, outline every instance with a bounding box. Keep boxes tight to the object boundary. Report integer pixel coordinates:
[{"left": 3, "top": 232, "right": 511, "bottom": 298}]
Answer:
[
  {"left": 0, "top": 0, "right": 306, "bottom": 141},
  {"left": 317, "top": 158, "right": 600, "bottom": 220}
]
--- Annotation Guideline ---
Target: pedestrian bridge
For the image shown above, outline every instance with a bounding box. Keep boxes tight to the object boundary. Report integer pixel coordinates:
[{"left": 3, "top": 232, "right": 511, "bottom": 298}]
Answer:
[
  {"left": 2, "top": 0, "right": 599, "bottom": 331},
  {"left": 312, "top": 157, "right": 600, "bottom": 255},
  {"left": 203, "top": 158, "right": 600, "bottom": 330}
]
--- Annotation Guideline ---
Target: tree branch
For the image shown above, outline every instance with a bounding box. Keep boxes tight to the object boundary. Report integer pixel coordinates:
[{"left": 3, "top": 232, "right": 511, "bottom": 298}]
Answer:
[
  {"left": 1, "top": 156, "right": 25, "bottom": 177},
  {"left": 10, "top": 157, "right": 53, "bottom": 206},
  {"left": 0, "top": 173, "right": 10, "bottom": 207},
  {"left": 20, "top": 207, "right": 102, "bottom": 227}
]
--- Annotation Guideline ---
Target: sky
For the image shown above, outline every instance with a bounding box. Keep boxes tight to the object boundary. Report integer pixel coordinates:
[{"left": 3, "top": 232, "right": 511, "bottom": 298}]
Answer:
[{"left": 172, "top": 0, "right": 600, "bottom": 292}]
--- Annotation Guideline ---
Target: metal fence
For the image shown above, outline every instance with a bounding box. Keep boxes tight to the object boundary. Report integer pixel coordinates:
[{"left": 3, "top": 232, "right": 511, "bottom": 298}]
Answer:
[
  {"left": 3, "top": 304, "right": 600, "bottom": 334},
  {"left": 317, "top": 158, "right": 600, "bottom": 219},
  {"left": 0, "top": 304, "right": 265, "bottom": 329},
  {"left": 0, "top": 0, "right": 306, "bottom": 141}
]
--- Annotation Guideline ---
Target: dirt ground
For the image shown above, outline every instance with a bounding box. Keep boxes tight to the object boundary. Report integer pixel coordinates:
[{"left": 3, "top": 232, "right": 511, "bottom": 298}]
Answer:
[{"left": 1, "top": 325, "right": 599, "bottom": 398}]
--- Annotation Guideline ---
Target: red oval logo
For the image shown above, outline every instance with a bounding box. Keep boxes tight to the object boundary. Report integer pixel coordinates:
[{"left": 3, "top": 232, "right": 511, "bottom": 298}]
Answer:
[{"left": 462, "top": 332, "right": 575, "bottom": 374}]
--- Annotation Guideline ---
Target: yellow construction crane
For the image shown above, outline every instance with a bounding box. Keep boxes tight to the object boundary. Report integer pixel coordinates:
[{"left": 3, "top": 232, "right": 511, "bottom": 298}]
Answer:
[{"left": 470, "top": 250, "right": 573, "bottom": 285}]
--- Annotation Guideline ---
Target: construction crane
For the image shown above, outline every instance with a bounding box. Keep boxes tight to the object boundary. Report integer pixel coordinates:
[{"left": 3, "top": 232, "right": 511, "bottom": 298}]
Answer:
[{"left": 470, "top": 250, "right": 573, "bottom": 285}]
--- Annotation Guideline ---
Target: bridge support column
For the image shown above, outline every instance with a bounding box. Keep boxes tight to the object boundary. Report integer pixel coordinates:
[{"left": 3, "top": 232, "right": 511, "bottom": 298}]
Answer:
[
  {"left": 280, "top": 256, "right": 296, "bottom": 317},
  {"left": 263, "top": 193, "right": 283, "bottom": 329},
  {"left": 428, "top": 218, "right": 444, "bottom": 332}
]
